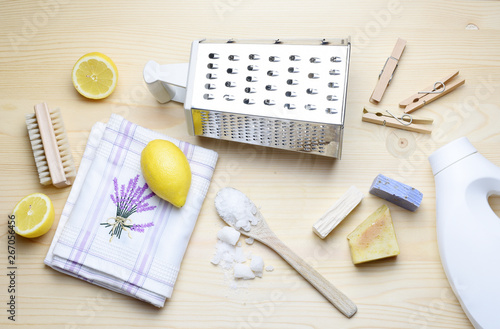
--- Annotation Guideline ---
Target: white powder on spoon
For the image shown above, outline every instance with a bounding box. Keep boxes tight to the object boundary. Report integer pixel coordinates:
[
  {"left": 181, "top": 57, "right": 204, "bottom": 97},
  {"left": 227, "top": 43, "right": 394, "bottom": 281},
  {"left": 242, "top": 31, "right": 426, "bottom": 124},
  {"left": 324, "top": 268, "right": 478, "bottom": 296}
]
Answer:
[
  {"left": 212, "top": 188, "right": 272, "bottom": 284},
  {"left": 214, "top": 187, "right": 260, "bottom": 231}
]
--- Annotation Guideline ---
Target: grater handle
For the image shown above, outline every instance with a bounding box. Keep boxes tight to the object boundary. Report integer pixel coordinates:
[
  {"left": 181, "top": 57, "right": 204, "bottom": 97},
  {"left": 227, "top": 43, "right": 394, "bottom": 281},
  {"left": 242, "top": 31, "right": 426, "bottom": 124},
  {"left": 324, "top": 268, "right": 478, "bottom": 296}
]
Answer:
[{"left": 144, "top": 60, "right": 188, "bottom": 104}]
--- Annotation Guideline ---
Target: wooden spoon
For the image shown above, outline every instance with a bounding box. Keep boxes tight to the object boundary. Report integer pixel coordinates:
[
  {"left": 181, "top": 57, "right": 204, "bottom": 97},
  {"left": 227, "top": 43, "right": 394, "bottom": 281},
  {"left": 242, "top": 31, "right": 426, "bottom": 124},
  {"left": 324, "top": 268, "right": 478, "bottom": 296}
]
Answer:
[{"left": 214, "top": 187, "right": 357, "bottom": 318}]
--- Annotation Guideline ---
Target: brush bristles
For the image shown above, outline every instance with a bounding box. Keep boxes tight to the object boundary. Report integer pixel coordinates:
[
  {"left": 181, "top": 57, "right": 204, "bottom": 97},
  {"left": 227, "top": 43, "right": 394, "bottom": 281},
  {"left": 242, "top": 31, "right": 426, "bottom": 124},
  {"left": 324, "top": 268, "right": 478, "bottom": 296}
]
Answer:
[
  {"left": 50, "top": 109, "right": 76, "bottom": 180},
  {"left": 25, "top": 108, "right": 76, "bottom": 187}
]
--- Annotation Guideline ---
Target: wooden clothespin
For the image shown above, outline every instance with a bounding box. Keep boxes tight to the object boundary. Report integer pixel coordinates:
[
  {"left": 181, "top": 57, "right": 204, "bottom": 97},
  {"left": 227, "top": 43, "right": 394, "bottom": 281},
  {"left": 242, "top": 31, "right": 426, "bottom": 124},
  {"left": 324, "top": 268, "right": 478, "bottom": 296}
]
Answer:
[
  {"left": 399, "top": 71, "right": 465, "bottom": 113},
  {"left": 362, "top": 107, "right": 433, "bottom": 134},
  {"left": 370, "top": 38, "right": 407, "bottom": 104}
]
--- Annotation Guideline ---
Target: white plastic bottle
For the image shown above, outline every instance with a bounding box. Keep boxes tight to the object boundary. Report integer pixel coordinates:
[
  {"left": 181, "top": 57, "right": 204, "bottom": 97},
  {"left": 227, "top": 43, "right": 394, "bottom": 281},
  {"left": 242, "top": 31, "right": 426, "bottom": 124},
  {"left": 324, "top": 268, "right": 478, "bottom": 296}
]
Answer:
[{"left": 429, "top": 137, "right": 500, "bottom": 329}]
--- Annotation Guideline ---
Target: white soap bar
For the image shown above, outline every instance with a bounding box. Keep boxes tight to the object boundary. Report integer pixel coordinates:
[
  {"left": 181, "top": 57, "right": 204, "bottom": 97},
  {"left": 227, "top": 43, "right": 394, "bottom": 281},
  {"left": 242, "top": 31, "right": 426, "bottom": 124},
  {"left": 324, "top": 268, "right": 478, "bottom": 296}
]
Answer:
[
  {"left": 313, "top": 185, "right": 364, "bottom": 239},
  {"left": 217, "top": 226, "right": 240, "bottom": 245},
  {"left": 250, "top": 255, "right": 264, "bottom": 277},
  {"left": 234, "top": 264, "right": 255, "bottom": 280}
]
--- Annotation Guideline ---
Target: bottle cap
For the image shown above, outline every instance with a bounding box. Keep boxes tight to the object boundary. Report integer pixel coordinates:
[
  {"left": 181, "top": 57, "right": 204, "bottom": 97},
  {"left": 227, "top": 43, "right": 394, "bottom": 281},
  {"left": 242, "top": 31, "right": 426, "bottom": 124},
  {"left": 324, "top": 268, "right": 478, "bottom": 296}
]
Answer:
[{"left": 429, "top": 137, "right": 477, "bottom": 176}]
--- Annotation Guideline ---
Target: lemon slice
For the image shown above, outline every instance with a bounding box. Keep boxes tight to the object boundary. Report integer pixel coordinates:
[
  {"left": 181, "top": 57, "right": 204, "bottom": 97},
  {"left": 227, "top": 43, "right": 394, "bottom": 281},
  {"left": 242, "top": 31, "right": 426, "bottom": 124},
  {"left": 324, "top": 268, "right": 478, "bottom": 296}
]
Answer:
[
  {"left": 12, "top": 193, "right": 55, "bottom": 238},
  {"left": 72, "top": 52, "right": 118, "bottom": 99},
  {"left": 141, "top": 139, "right": 192, "bottom": 207}
]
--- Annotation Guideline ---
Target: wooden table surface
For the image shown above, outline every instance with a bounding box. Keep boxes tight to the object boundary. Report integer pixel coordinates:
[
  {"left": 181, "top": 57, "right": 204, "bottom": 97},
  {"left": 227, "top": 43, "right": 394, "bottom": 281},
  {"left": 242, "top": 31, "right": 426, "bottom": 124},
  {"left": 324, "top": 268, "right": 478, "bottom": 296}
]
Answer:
[{"left": 1, "top": 1, "right": 499, "bottom": 328}]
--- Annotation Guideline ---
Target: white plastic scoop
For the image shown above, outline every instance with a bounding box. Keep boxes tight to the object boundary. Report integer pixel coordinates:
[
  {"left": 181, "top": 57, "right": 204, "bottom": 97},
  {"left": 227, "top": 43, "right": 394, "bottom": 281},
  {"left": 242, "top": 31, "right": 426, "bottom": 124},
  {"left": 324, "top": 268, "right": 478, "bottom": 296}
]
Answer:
[{"left": 214, "top": 187, "right": 357, "bottom": 318}]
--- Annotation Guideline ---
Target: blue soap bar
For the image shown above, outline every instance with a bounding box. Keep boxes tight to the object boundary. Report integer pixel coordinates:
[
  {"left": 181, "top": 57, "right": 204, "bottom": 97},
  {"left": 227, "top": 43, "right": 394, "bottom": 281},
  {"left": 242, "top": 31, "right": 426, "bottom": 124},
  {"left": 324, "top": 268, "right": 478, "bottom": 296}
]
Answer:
[{"left": 369, "top": 174, "right": 423, "bottom": 211}]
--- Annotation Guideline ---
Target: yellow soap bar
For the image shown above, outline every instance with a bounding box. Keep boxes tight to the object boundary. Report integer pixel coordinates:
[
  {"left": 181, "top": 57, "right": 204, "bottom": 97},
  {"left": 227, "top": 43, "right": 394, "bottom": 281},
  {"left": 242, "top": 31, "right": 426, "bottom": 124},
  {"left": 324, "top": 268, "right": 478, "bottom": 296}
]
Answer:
[{"left": 347, "top": 204, "right": 400, "bottom": 264}]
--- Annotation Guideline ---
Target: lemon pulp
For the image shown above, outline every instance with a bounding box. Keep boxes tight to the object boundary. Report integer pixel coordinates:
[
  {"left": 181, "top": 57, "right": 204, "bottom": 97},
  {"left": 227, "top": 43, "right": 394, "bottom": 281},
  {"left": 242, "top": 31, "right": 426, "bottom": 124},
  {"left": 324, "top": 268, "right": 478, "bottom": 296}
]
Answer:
[
  {"left": 12, "top": 193, "right": 55, "bottom": 238},
  {"left": 72, "top": 52, "right": 118, "bottom": 99}
]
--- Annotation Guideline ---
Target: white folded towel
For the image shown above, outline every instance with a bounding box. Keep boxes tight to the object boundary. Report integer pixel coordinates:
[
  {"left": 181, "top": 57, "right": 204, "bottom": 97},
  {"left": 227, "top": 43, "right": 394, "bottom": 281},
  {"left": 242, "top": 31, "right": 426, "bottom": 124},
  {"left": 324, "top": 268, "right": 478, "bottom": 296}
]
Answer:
[{"left": 45, "top": 114, "right": 218, "bottom": 307}]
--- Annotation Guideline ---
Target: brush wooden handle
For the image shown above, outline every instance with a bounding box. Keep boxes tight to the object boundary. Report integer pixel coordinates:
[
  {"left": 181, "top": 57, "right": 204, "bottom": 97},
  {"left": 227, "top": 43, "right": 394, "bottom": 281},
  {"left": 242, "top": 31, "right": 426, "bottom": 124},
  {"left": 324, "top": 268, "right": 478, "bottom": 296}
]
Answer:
[
  {"left": 260, "top": 234, "right": 357, "bottom": 318},
  {"left": 34, "top": 102, "right": 69, "bottom": 188}
]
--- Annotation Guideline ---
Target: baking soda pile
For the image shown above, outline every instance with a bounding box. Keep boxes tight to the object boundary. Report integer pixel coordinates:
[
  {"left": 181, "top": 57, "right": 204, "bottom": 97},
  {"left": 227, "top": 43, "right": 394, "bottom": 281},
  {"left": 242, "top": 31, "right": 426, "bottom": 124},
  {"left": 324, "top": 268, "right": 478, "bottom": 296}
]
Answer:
[
  {"left": 212, "top": 188, "right": 272, "bottom": 282},
  {"left": 211, "top": 226, "right": 266, "bottom": 280}
]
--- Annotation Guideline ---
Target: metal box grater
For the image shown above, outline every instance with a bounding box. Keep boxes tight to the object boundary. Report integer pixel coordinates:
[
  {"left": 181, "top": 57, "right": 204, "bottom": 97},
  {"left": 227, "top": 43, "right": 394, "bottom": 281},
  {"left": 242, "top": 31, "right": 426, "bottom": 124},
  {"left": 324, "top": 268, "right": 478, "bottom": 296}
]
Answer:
[{"left": 144, "top": 38, "right": 351, "bottom": 158}]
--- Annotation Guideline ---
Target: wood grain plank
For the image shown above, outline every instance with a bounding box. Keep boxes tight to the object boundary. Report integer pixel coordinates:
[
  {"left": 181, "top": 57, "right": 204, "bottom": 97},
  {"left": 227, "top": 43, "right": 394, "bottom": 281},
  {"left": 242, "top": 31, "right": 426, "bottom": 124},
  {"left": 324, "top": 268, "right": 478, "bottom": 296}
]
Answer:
[{"left": 3, "top": 0, "right": 500, "bottom": 327}]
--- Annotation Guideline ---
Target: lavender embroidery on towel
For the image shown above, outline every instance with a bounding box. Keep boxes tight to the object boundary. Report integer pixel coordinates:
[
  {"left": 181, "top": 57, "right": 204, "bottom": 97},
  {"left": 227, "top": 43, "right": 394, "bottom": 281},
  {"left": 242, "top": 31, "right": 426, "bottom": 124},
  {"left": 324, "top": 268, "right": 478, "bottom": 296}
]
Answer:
[{"left": 100, "top": 175, "right": 156, "bottom": 242}]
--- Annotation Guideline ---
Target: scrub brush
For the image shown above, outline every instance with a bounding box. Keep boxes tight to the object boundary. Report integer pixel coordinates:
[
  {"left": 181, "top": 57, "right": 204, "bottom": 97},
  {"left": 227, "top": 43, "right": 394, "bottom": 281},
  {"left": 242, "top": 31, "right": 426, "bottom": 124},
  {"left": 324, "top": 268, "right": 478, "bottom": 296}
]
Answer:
[{"left": 25, "top": 102, "right": 76, "bottom": 188}]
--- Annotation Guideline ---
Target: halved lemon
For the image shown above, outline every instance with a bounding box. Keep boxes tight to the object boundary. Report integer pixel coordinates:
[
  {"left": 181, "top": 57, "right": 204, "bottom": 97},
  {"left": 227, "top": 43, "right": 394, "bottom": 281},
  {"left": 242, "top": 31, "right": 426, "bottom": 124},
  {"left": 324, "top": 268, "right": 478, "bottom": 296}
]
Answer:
[
  {"left": 12, "top": 193, "right": 55, "bottom": 238},
  {"left": 72, "top": 52, "right": 118, "bottom": 99}
]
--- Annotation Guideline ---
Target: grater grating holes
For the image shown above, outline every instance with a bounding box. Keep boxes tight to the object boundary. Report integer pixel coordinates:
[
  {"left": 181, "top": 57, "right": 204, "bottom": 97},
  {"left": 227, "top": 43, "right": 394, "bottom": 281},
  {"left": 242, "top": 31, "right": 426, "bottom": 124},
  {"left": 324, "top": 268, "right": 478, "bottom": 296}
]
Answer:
[
  {"left": 197, "top": 110, "right": 334, "bottom": 153},
  {"left": 189, "top": 40, "right": 350, "bottom": 157}
]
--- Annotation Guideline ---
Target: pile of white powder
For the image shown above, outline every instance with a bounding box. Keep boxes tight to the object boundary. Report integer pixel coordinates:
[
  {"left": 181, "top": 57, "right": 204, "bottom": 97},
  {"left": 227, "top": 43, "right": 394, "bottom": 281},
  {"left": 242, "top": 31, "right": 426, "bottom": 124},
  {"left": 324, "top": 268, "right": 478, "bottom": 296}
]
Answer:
[
  {"left": 212, "top": 188, "right": 273, "bottom": 283},
  {"left": 211, "top": 226, "right": 268, "bottom": 280}
]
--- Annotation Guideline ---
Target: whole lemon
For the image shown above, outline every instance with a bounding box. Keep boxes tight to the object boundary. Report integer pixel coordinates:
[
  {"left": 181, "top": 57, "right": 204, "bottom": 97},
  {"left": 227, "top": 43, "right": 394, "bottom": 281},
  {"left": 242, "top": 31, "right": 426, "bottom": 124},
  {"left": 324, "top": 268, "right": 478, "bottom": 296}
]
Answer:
[{"left": 141, "top": 139, "right": 192, "bottom": 207}]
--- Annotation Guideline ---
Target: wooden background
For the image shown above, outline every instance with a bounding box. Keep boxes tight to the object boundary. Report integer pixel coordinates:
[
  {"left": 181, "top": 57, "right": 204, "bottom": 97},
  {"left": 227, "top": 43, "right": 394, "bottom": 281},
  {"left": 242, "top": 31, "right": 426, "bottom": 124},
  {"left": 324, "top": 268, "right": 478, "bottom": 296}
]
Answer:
[{"left": 1, "top": 0, "right": 499, "bottom": 328}]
